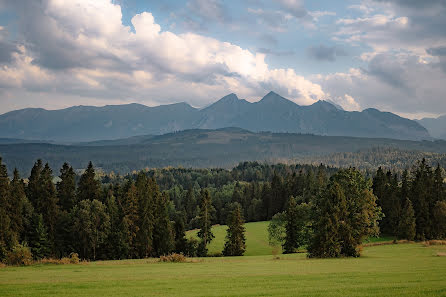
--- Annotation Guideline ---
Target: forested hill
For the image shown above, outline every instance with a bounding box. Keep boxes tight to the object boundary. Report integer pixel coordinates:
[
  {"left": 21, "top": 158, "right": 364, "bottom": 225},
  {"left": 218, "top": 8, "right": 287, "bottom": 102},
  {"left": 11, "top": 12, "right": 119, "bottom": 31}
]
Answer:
[
  {"left": 1, "top": 128, "right": 446, "bottom": 175},
  {"left": 0, "top": 91, "right": 431, "bottom": 142}
]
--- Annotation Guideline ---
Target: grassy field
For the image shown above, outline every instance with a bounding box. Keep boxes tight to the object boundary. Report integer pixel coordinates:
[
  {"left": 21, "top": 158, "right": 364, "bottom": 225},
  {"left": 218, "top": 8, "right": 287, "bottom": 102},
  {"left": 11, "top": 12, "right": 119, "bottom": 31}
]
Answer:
[
  {"left": 186, "top": 221, "right": 277, "bottom": 256},
  {"left": 1, "top": 243, "right": 446, "bottom": 296}
]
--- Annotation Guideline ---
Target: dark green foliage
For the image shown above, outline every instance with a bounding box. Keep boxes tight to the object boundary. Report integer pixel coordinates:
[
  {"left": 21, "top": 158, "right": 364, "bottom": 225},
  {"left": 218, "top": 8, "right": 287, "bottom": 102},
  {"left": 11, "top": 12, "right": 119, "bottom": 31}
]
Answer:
[
  {"left": 223, "top": 204, "right": 246, "bottom": 256},
  {"left": 72, "top": 199, "right": 110, "bottom": 260},
  {"left": 308, "top": 169, "right": 381, "bottom": 258},
  {"left": 57, "top": 163, "right": 77, "bottom": 211},
  {"left": 0, "top": 155, "right": 445, "bottom": 262},
  {"left": 433, "top": 201, "right": 446, "bottom": 239},
  {"left": 173, "top": 212, "right": 187, "bottom": 254},
  {"left": 135, "top": 173, "right": 154, "bottom": 258},
  {"left": 152, "top": 192, "right": 174, "bottom": 256},
  {"left": 283, "top": 196, "right": 299, "bottom": 254},
  {"left": 398, "top": 198, "right": 416, "bottom": 240},
  {"left": 29, "top": 214, "right": 51, "bottom": 259},
  {"left": 283, "top": 197, "right": 312, "bottom": 254},
  {"left": 77, "top": 162, "right": 101, "bottom": 201},
  {"left": 197, "top": 189, "right": 214, "bottom": 256}
]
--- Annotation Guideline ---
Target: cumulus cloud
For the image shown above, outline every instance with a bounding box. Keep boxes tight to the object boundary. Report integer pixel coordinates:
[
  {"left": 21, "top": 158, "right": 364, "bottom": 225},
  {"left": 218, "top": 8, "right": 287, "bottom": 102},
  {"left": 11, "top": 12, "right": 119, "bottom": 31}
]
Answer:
[
  {"left": 0, "top": 0, "right": 325, "bottom": 113},
  {"left": 315, "top": 53, "right": 446, "bottom": 117}
]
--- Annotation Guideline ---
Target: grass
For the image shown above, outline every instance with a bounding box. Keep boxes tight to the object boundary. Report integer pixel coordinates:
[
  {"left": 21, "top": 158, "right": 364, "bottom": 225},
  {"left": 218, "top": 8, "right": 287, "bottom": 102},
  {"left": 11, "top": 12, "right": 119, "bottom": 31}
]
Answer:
[
  {"left": 187, "top": 221, "right": 277, "bottom": 256},
  {"left": 1, "top": 244, "right": 446, "bottom": 296}
]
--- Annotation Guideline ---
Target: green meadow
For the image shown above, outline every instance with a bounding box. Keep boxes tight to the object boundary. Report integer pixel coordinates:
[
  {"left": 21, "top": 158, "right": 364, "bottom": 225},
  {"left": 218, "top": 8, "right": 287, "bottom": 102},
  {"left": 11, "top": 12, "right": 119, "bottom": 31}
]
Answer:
[
  {"left": 1, "top": 221, "right": 446, "bottom": 297},
  {"left": 186, "top": 221, "right": 277, "bottom": 256}
]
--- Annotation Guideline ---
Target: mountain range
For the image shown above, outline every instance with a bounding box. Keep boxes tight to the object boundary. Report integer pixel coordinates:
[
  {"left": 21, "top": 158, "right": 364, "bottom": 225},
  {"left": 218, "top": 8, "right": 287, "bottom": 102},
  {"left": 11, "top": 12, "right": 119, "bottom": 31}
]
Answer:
[
  {"left": 417, "top": 115, "right": 446, "bottom": 140},
  {"left": 0, "top": 91, "right": 431, "bottom": 142}
]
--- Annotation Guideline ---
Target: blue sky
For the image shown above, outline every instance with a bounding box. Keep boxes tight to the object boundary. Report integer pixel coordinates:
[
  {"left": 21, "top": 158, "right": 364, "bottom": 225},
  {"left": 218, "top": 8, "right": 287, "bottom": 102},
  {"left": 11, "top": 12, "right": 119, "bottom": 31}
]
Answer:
[{"left": 0, "top": 0, "right": 446, "bottom": 119}]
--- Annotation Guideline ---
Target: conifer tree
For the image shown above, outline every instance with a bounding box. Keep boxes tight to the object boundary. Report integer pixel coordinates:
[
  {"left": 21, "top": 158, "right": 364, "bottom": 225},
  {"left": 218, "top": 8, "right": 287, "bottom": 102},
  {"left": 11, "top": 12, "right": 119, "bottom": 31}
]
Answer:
[
  {"left": 197, "top": 189, "right": 214, "bottom": 256},
  {"left": 223, "top": 203, "right": 246, "bottom": 256},
  {"left": 135, "top": 173, "right": 154, "bottom": 258},
  {"left": 153, "top": 192, "right": 174, "bottom": 256},
  {"left": 123, "top": 182, "right": 139, "bottom": 257},
  {"left": 0, "top": 158, "right": 13, "bottom": 260},
  {"left": 433, "top": 201, "right": 446, "bottom": 239},
  {"left": 38, "top": 163, "right": 59, "bottom": 250},
  {"left": 9, "top": 169, "right": 33, "bottom": 242},
  {"left": 77, "top": 162, "right": 101, "bottom": 201},
  {"left": 57, "top": 163, "right": 77, "bottom": 211},
  {"left": 173, "top": 211, "right": 187, "bottom": 254},
  {"left": 27, "top": 159, "right": 43, "bottom": 208},
  {"left": 397, "top": 197, "right": 416, "bottom": 240},
  {"left": 283, "top": 196, "right": 299, "bottom": 254},
  {"left": 309, "top": 169, "right": 381, "bottom": 258},
  {"left": 29, "top": 214, "right": 51, "bottom": 259}
]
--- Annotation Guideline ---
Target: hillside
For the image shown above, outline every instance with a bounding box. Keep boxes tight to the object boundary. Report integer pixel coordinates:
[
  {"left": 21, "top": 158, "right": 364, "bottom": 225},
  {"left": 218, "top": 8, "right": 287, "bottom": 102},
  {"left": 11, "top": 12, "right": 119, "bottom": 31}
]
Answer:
[
  {"left": 418, "top": 115, "right": 446, "bottom": 140},
  {"left": 0, "top": 128, "right": 445, "bottom": 175},
  {"left": 0, "top": 92, "right": 430, "bottom": 142}
]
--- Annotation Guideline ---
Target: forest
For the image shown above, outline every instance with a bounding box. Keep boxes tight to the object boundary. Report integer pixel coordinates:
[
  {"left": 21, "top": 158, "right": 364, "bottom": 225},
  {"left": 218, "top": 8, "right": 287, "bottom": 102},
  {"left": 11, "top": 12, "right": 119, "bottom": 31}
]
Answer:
[{"left": 0, "top": 157, "right": 445, "bottom": 263}]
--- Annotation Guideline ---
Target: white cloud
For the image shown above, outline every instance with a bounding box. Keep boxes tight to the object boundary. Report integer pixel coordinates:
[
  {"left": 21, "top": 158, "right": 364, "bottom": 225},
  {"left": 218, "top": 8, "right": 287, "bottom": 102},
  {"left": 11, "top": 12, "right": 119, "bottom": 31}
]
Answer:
[{"left": 0, "top": 0, "right": 325, "bottom": 113}]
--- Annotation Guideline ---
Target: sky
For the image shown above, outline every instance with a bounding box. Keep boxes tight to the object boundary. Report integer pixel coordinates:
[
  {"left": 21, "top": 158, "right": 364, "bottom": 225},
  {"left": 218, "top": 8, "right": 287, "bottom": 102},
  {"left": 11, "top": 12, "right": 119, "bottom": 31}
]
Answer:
[{"left": 0, "top": 0, "right": 445, "bottom": 119}]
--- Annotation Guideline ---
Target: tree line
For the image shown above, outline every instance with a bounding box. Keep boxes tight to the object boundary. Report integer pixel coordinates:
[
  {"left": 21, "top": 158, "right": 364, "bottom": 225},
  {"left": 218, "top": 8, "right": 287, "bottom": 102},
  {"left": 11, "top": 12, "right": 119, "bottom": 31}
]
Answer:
[
  {"left": 270, "top": 159, "right": 446, "bottom": 257},
  {"left": 1, "top": 157, "right": 445, "bottom": 262}
]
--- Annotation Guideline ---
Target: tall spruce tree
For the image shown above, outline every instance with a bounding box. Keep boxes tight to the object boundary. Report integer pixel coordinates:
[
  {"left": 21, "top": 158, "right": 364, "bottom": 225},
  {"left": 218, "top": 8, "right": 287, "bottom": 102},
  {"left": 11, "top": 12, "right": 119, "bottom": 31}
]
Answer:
[
  {"left": 397, "top": 197, "right": 416, "bottom": 240},
  {"left": 39, "top": 163, "right": 59, "bottom": 251},
  {"left": 135, "top": 173, "right": 154, "bottom": 258},
  {"left": 0, "top": 157, "right": 13, "bottom": 260},
  {"left": 173, "top": 211, "right": 187, "bottom": 254},
  {"left": 283, "top": 196, "right": 299, "bottom": 254},
  {"left": 123, "top": 182, "right": 139, "bottom": 258},
  {"left": 57, "top": 163, "right": 77, "bottom": 211},
  {"left": 77, "top": 162, "right": 101, "bottom": 202},
  {"left": 197, "top": 189, "right": 214, "bottom": 256},
  {"left": 223, "top": 203, "right": 246, "bottom": 256},
  {"left": 153, "top": 192, "right": 174, "bottom": 256},
  {"left": 27, "top": 159, "right": 43, "bottom": 208},
  {"left": 29, "top": 214, "right": 51, "bottom": 259},
  {"left": 9, "top": 169, "right": 32, "bottom": 243}
]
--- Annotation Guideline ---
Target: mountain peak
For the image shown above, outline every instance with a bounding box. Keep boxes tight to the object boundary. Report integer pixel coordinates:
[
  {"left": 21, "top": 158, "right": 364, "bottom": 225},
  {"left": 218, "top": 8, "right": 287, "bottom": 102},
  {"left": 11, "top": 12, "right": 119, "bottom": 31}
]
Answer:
[{"left": 258, "top": 91, "right": 298, "bottom": 106}]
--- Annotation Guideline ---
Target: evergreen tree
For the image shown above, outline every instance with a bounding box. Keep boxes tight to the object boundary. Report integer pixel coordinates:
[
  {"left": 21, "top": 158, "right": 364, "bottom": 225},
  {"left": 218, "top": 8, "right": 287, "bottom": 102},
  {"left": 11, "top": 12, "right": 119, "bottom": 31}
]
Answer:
[
  {"left": 122, "top": 182, "right": 139, "bottom": 258},
  {"left": 283, "top": 196, "right": 299, "bottom": 254},
  {"left": 308, "top": 183, "right": 344, "bottom": 258},
  {"left": 10, "top": 169, "right": 33, "bottom": 242},
  {"left": 197, "top": 189, "right": 214, "bottom": 256},
  {"left": 27, "top": 159, "right": 43, "bottom": 208},
  {"left": 135, "top": 173, "right": 154, "bottom": 258},
  {"left": 173, "top": 211, "right": 187, "bottom": 254},
  {"left": 77, "top": 162, "right": 101, "bottom": 201},
  {"left": 153, "top": 192, "right": 174, "bottom": 256},
  {"left": 397, "top": 197, "right": 416, "bottom": 240},
  {"left": 57, "top": 163, "right": 77, "bottom": 211},
  {"left": 0, "top": 158, "right": 13, "bottom": 260},
  {"left": 308, "top": 169, "right": 381, "bottom": 258},
  {"left": 223, "top": 203, "right": 246, "bottom": 256},
  {"left": 38, "top": 163, "right": 59, "bottom": 250},
  {"left": 433, "top": 201, "right": 446, "bottom": 239},
  {"left": 410, "top": 159, "right": 433, "bottom": 240},
  {"left": 29, "top": 214, "right": 51, "bottom": 259}
]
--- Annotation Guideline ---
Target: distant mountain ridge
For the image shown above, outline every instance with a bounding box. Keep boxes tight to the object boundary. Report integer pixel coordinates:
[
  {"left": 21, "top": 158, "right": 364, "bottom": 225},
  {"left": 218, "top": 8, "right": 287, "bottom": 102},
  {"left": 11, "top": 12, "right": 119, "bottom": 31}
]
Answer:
[
  {"left": 417, "top": 115, "right": 446, "bottom": 140},
  {"left": 0, "top": 91, "right": 431, "bottom": 142}
]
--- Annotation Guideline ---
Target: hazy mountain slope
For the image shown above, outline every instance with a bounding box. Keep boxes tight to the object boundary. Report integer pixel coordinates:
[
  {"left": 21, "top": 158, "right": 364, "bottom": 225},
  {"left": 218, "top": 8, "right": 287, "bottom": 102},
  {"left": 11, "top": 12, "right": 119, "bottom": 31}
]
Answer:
[
  {"left": 0, "top": 102, "right": 199, "bottom": 142},
  {"left": 0, "top": 91, "right": 431, "bottom": 142},
  {"left": 0, "top": 128, "right": 444, "bottom": 175},
  {"left": 418, "top": 115, "right": 446, "bottom": 139}
]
